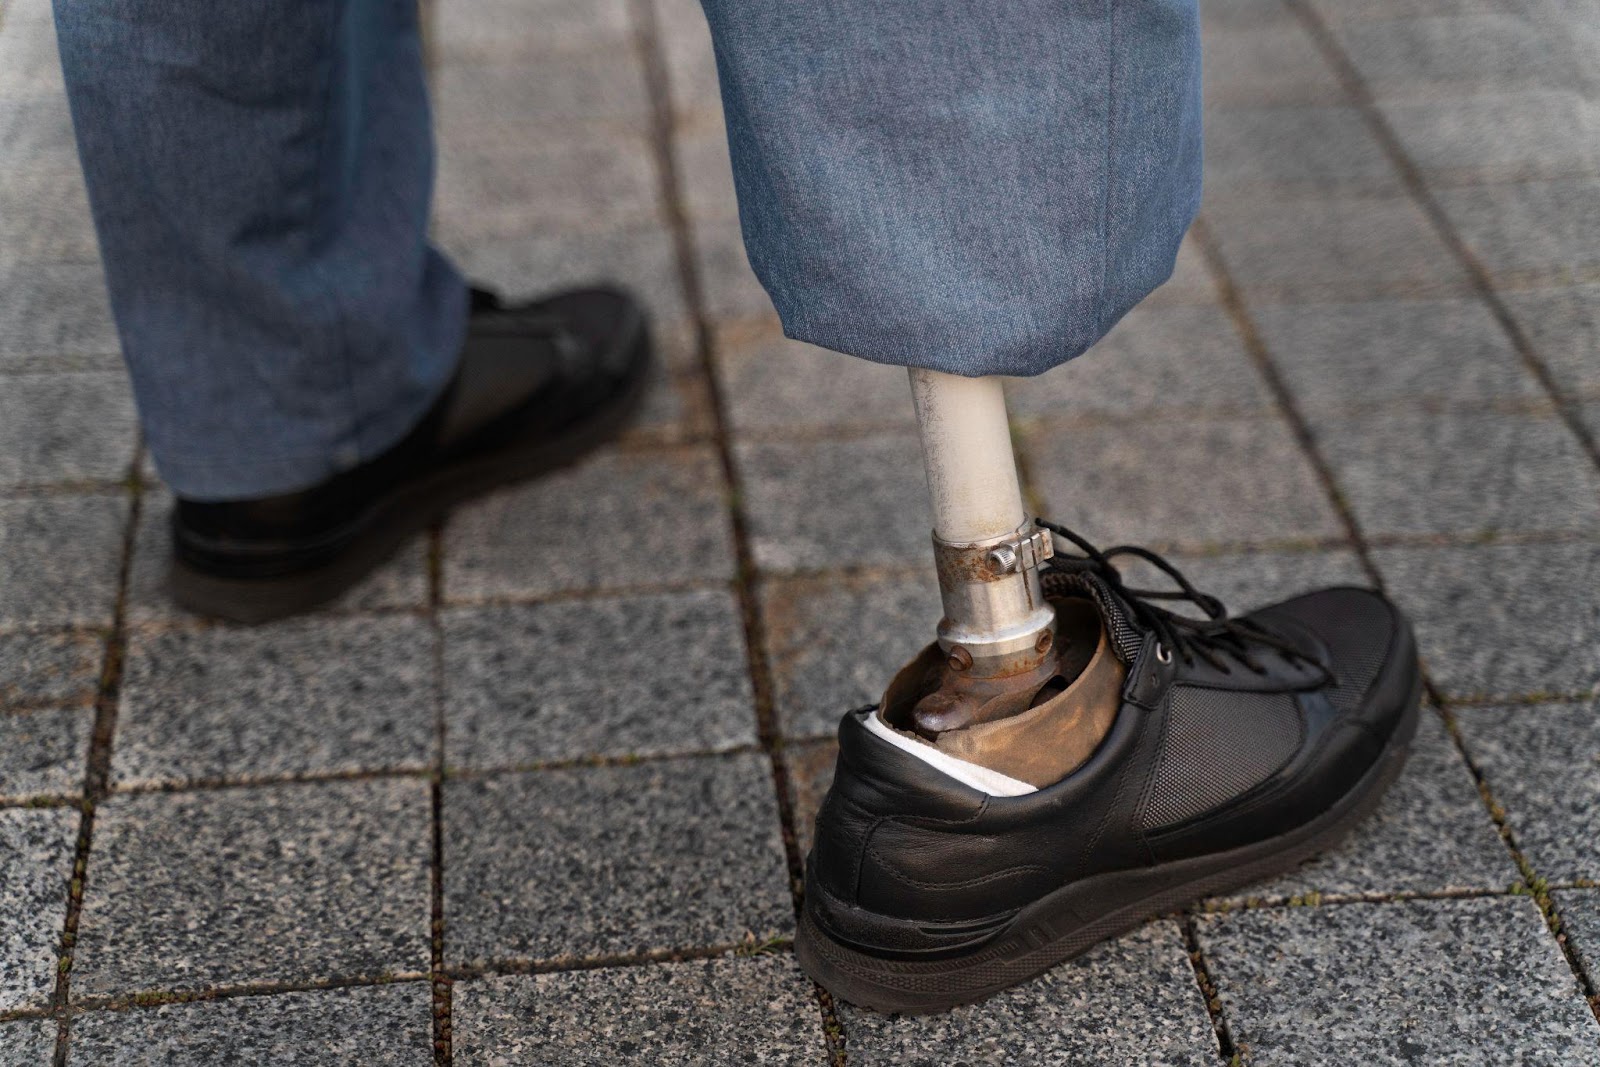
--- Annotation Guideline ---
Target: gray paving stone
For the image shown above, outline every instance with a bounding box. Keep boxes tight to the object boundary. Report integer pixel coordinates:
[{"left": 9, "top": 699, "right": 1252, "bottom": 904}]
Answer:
[
  {"left": 1111, "top": 546, "right": 1370, "bottom": 619},
  {"left": 0, "top": 373, "right": 137, "bottom": 489},
  {"left": 442, "top": 446, "right": 735, "bottom": 602},
  {"left": 72, "top": 779, "right": 432, "bottom": 998},
  {"left": 734, "top": 434, "right": 932, "bottom": 574},
  {"left": 1200, "top": 25, "right": 1344, "bottom": 106},
  {"left": 1198, "top": 0, "right": 1299, "bottom": 29},
  {"left": 125, "top": 489, "right": 429, "bottom": 623},
  {"left": 0, "top": 96, "right": 77, "bottom": 173},
  {"left": 0, "top": 160, "right": 99, "bottom": 266},
  {"left": 1199, "top": 896, "right": 1600, "bottom": 1065},
  {"left": 432, "top": 52, "right": 651, "bottom": 143},
  {"left": 782, "top": 738, "right": 836, "bottom": 859},
  {"left": 1203, "top": 105, "right": 1401, "bottom": 195},
  {"left": 443, "top": 753, "right": 792, "bottom": 966},
  {"left": 434, "top": 137, "right": 661, "bottom": 241},
  {"left": 0, "top": 494, "right": 127, "bottom": 629},
  {"left": 1314, "top": 408, "right": 1600, "bottom": 538},
  {"left": 715, "top": 322, "right": 916, "bottom": 438},
  {"left": 840, "top": 922, "right": 1218, "bottom": 1067},
  {"left": 434, "top": 224, "right": 692, "bottom": 363},
  {"left": 761, "top": 570, "right": 940, "bottom": 739},
  {"left": 1006, "top": 304, "right": 1275, "bottom": 422},
  {"left": 68, "top": 983, "right": 436, "bottom": 1065},
  {"left": 1252, "top": 298, "right": 1539, "bottom": 415},
  {"left": 1455, "top": 702, "right": 1600, "bottom": 884},
  {"left": 1382, "top": 91, "right": 1600, "bottom": 185},
  {"left": 113, "top": 615, "right": 436, "bottom": 788},
  {"left": 1372, "top": 540, "right": 1600, "bottom": 701},
  {"left": 692, "top": 221, "right": 776, "bottom": 323},
  {"left": 0, "top": 1018, "right": 54, "bottom": 1067},
  {"left": 452, "top": 956, "right": 826, "bottom": 1066},
  {"left": 1023, "top": 415, "right": 1344, "bottom": 550},
  {"left": 0, "top": 20, "right": 64, "bottom": 98},
  {"left": 1139, "top": 234, "right": 1219, "bottom": 309},
  {"left": 0, "top": 630, "right": 104, "bottom": 709},
  {"left": 0, "top": 706, "right": 92, "bottom": 800},
  {"left": 443, "top": 590, "right": 756, "bottom": 770},
  {"left": 1501, "top": 285, "right": 1600, "bottom": 401},
  {"left": 619, "top": 362, "right": 715, "bottom": 448},
  {"left": 1554, "top": 890, "right": 1600, "bottom": 992},
  {"left": 653, "top": 0, "right": 722, "bottom": 123},
  {"left": 1202, "top": 191, "right": 1471, "bottom": 304},
  {"left": 431, "top": 0, "right": 631, "bottom": 58},
  {"left": 1437, "top": 179, "right": 1600, "bottom": 284},
  {"left": 674, "top": 126, "right": 739, "bottom": 223},
  {"left": 1308, "top": 0, "right": 1504, "bottom": 22},
  {"left": 1213, "top": 712, "right": 1517, "bottom": 904},
  {"left": 1336, "top": 14, "right": 1592, "bottom": 100},
  {"left": 0, "top": 262, "right": 121, "bottom": 373},
  {"left": 0, "top": 808, "right": 76, "bottom": 1012}
]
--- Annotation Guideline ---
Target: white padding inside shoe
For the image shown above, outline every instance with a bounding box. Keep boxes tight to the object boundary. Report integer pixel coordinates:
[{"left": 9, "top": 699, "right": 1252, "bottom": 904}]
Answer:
[{"left": 863, "top": 713, "right": 1038, "bottom": 797}]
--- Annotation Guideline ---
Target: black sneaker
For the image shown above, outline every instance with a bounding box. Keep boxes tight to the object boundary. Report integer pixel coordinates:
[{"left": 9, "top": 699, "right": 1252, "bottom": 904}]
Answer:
[
  {"left": 169, "top": 286, "right": 651, "bottom": 623},
  {"left": 796, "top": 523, "right": 1423, "bottom": 1013}
]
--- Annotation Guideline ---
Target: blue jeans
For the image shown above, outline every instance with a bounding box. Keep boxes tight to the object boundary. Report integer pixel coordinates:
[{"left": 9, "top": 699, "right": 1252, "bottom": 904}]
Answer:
[{"left": 54, "top": 0, "right": 1201, "bottom": 500}]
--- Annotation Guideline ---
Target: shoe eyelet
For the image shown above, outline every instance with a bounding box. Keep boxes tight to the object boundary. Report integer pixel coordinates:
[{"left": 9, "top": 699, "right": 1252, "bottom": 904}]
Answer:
[{"left": 1154, "top": 642, "right": 1173, "bottom": 665}]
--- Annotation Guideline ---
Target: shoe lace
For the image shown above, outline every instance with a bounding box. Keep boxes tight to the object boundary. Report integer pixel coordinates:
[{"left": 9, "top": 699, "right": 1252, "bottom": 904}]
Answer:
[{"left": 1038, "top": 520, "right": 1329, "bottom": 681}]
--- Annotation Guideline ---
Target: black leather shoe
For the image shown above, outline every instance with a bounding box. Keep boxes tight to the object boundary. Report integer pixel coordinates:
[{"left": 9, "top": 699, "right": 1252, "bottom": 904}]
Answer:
[
  {"left": 796, "top": 522, "right": 1423, "bottom": 1013},
  {"left": 169, "top": 286, "right": 651, "bottom": 623}
]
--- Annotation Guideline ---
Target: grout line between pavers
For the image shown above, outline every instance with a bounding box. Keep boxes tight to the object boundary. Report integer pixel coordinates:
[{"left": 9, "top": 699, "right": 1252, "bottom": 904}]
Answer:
[
  {"left": 48, "top": 443, "right": 145, "bottom": 1067},
  {"left": 1181, "top": 916, "right": 1239, "bottom": 1065},
  {"left": 622, "top": 2, "right": 846, "bottom": 1062},
  {"left": 426, "top": 525, "right": 452, "bottom": 1067}
]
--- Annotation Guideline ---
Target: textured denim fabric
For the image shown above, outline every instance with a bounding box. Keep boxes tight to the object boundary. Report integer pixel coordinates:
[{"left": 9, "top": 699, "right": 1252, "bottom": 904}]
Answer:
[
  {"left": 54, "top": 0, "right": 1199, "bottom": 499},
  {"left": 53, "top": 0, "right": 466, "bottom": 499},
  {"left": 700, "top": 0, "right": 1203, "bottom": 378}
]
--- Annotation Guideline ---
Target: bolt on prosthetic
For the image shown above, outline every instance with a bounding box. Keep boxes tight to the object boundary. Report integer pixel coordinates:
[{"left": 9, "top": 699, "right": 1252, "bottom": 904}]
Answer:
[{"left": 875, "top": 370, "right": 1122, "bottom": 789}]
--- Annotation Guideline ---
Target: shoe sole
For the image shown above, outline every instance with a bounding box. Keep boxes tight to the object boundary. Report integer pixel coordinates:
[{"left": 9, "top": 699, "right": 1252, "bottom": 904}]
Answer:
[
  {"left": 169, "top": 331, "right": 652, "bottom": 625},
  {"left": 796, "top": 673, "right": 1424, "bottom": 1014}
]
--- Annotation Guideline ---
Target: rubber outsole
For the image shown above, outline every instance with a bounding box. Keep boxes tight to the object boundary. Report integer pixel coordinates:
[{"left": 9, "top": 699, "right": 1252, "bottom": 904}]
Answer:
[
  {"left": 169, "top": 333, "right": 651, "bottom": 624},
  {"left": 796, "top": 676, "right": 1423, "bottom": 1014}
]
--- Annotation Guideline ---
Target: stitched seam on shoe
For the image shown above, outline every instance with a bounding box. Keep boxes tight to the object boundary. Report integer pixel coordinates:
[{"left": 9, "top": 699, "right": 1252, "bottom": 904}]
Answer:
[{"left": 863, "top": 847, "right": 1048, "bottom": 892}]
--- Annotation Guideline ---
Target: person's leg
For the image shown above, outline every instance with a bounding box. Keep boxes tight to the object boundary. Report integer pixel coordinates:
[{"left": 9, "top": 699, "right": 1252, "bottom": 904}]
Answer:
[{"left": 53, "top": 0, "right": 465, "bottom": 501}]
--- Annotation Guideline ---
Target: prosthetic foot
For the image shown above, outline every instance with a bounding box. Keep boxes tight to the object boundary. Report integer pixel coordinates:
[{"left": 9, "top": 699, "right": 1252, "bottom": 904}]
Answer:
[{"left": 795, "top": 370, "right": 1423, "bottom": 1013}]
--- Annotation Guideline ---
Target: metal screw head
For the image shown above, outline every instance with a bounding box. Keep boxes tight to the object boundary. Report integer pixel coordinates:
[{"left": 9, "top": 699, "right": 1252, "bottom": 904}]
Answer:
[
  {"left": 1035, "top": 629, "right": 1054, "bottom": 654},
  {"left": 987, "top": 546, "right": 1019, "bottom": 572},
  {"left": 947, "top": 645, "right": 973, "bottom": 671}
]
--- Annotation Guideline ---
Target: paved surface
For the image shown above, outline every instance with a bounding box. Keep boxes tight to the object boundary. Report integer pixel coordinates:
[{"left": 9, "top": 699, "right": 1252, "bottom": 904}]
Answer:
[{"left": 2, "top": 0, "right": 1598, "bottom": 1061}]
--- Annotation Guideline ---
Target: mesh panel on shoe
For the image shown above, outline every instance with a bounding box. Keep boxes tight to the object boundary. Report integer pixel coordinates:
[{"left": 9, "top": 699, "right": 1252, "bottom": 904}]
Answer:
[
  {"left": 1043, "top": 571, "right": 1144, "bottom": 663},
  {"left": 1259, "top": 589, "right": 1394, "bottom": 714},
  {"left": 1139, "top": 687, "right": 1304, "bottom": 832}
]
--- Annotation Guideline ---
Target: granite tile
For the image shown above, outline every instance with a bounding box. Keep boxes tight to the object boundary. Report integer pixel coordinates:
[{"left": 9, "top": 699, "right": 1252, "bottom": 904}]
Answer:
[
  {"left": 431, "top": 0, "right": 631, "bottom": 58},
  {"left": 443, "top": 590, "right": 755, "bottom": 770},
  {"left": 1372, "top": 540, "right": 1600, "bottom": 701},
  {"left": 69, "top": 983, "right": 436, "bottom": 1065},
  {"left": 0, "top": 495, "right": 127, "bottom": 629},
  {"left": 674, "top": 126, "right": 739, "bottom": 223},
  {"left": 0, "top": 21, "right": 64, "bottom": 98},
  {"left": 692, "top": 221, "right": 775, "bottom": 322},
  {"left": 113, "top": 615, "right": 436, "bottom": 788},
  {"left": 1436, "top": 179, "right": 1600, "bottom": 284},
  {"left": 1139, "top": 234, "right": 1219, "bottom": 309},
  {"left": 1202, "top": 192, "right": 1470, "bottom": 303},
  {"left": 72, "top": 779, "right": 432, "bottom": 997},
  {"left": 1198, "top": 0, "right": 1299, "bottom": 29},
  {"left": 734, "top": 434, "right": 932, "bottom": 574},
  {"left": 1313, "top": 408, "right": 1600, "bottom": 538},
  {"left": 715, "top": 323, "right": 916, "bottom": 438},
  {"left": 620, "top": 362, "right": 715, "bottom": 447},
  {"left": 1554, "top": 890, "right": 1600, "bottom": 991},
  {"left": 1024, "top": 414, "right": 1344, "bottom": 550},
  {"left": 760, "top": 570, "right": 940, "bottom": 739},
  {"left": 1251, "top": 298, "right": 1538, "bottom": 415},
  {"left": 1336, "top": 14, "right": 1591, "bottom": 100},
  {"left": 839, "top": 922, "right": 1218, "bottom": 1067},
  {"left": 1211, "top": 712, "right": 1517, "bottom": 904},
  {"left": 0, "top": 1019, "right": 53, "bottom": 1066},
  {"left": 452, "top": 956, "right": 826, "bottom": 1066},
  {"left": 1203, "top": 105, "right": 1400, "bottom": 195},
  {"left": 653, "top": 0, "right": 722, "bottom": 123},
  {"left": 1381, "top": 91, "right": 1600, "bottom": 185},
  {"left": 0, "top": 160, "right": 99, "bottom": 265},
  {"left": 1200, "top": 25, "right": 1344, "bottom": 106},
  {"left": 782, "top": 738, "right": 836, "bottom": 859},
  {"left": 1307, "top": 0, "right": 1504, "bottom": 22},
  {"left": 0, "top": 808, "right": 76, "bottom": 1012},
  {"left": 0, "top": 706, "right": 92, "bottom": 800},
  {"left": 441, "top": 446, "right": 735, "bottom": 602},
  {"left": 1199, "top": 896, "right": 1600, "bottom": 1065},
  {"left": 434, "top": 137, "right": 661, "bottom": 240},
  {"left": 1501, "top": 285, "right": 1600, "bottom": 400},
  {"left": 0, "top": 373, "right": 138, "bottom": 489},
  {"left": 432, "top": 52, "right": 651, "bottom": 142},
  {"left": 0, "top": 630, "right": 104, "bottom": 709},
  {"left": 0, "top": 96, "right": 75, "bottom": 163},
  {"left": 0, "top": 262, "right": 121, "bottom": 373},
  {"left": 443, "top": 753, "right": 792, "bottom": 966},
  {"left": 1455, "top": 701, "right": 1600, "bottom": 885},
  {"left": 126, "top": 489, "right": 429, "bottom": 623},
  {"left": 1006, "top": 304, "right": 1274, "bottom": 421}
]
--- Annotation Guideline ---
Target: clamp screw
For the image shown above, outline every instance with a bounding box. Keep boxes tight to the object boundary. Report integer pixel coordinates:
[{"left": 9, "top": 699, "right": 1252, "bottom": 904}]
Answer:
[
  {"left": 987, "top": 546, "right": 1019, "bottom": 572},
  {"left": 947, "top": 646, "right": 973, "bottom": 671}
]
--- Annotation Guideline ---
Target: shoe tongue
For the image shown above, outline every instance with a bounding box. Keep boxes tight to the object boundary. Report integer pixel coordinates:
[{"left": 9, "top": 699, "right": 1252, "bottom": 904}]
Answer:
[{"left": 1042, "top": 569, "right": 1146, "bottom": 665}]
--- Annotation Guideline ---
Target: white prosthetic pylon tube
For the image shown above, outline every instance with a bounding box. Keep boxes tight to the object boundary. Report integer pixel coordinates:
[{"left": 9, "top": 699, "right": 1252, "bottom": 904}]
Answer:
[{"left": 908, "top": 369, "right": 1056, "bottom": 676}]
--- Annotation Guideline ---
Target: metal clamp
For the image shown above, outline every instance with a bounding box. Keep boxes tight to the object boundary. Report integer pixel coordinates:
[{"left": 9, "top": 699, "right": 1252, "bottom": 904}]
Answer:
[{"left": 985, "top": 528, "right": 1054, "bottom": 575}]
